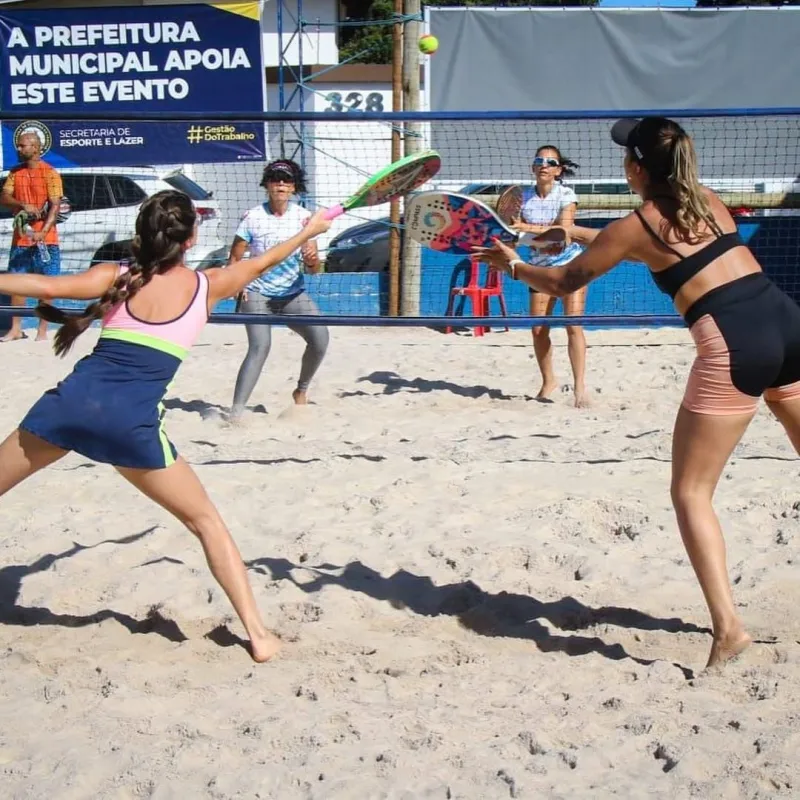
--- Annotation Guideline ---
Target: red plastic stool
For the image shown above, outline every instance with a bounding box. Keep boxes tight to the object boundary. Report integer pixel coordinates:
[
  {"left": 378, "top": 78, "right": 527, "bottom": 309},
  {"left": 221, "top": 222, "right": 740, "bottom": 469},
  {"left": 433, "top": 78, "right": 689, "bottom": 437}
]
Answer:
[{"left": 444, "top": 256, "right": 509, "bottom": 336}]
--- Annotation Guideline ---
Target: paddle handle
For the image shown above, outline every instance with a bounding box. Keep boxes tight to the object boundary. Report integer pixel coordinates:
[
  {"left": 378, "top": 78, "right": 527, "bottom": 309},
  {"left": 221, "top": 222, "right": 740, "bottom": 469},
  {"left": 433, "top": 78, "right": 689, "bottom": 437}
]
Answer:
[{"left": 322, "top": 204, "right": 345, "bottom": 221}]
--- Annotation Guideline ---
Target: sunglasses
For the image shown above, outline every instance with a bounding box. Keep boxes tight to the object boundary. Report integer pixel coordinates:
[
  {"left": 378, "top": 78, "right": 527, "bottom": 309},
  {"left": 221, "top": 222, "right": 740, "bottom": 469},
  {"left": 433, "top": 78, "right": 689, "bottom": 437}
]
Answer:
[{"left": 533, "top": 157, "right": 560, "bottom": 168}]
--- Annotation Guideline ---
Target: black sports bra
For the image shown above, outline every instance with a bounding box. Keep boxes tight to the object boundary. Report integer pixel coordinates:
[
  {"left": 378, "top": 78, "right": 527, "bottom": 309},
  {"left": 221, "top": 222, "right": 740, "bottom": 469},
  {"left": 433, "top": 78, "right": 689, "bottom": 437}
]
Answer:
[{"left": 634, "top": 209, "right": 745, "bottom": 299}]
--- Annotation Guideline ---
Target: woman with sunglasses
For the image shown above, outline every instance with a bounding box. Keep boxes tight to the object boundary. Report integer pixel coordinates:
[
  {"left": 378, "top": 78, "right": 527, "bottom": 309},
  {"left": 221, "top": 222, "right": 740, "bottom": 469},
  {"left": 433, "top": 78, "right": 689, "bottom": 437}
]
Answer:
[
  {"left": 475, "top": 116, "right": 800, "bottom": 670},
  {"left": 228, "top": 159, "right": 329, "bottom": 420},
  {"left": 509, "top": 146, "right": 589, "bottom": 407}
]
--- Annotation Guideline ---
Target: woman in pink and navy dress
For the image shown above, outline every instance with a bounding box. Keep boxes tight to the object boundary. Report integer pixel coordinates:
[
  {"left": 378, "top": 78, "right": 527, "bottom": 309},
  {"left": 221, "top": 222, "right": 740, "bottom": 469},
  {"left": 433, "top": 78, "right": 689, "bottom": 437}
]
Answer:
[{"left": 0, "top": 189, "right": 332, "bottom": 663}]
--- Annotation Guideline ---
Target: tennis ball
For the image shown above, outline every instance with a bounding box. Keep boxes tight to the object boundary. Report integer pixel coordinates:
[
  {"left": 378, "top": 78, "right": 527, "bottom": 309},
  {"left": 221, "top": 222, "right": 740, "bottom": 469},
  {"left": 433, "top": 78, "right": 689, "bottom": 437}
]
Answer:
[{"left": 418, "top": 34, "right": 438, "bottom": 55}]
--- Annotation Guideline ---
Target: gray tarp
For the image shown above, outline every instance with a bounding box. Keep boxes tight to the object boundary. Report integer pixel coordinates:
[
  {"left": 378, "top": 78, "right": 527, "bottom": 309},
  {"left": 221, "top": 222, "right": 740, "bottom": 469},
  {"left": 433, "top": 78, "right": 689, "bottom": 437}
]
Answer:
[{"left": 426, "top": 8, "right": 800, "bottom": 182}]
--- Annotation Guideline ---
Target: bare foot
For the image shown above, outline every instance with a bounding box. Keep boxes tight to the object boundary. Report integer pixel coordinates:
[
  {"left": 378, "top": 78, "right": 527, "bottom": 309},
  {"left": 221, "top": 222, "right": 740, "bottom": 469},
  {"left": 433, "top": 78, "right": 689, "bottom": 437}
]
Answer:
[
  {"left": 705, "top": 629, "right": 753, "bottom": 670},
  {"left": 0, "top": 331, "right": 27, "bottom": 343},
  {"left": 292, "top": 389, "right": 308, "bottom": 405},
  {"left": 35, "top": 333, "right": 48, "bottom": 342},
  {"left": 535, "top": 380, "right": 558, "bottom": 402},
  {"left": 225, "top": 406, "right": 246, "bottom": 425},
  {"left": 574, "top": 387, "right": 591, "bottom": 408},
  {"left": 250, "top": 630, "right": 282, "bottom": 663}
]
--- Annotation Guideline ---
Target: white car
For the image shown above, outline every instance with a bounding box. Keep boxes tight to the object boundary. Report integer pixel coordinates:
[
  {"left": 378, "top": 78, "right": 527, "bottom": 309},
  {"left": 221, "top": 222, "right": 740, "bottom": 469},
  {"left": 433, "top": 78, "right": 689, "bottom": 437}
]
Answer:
[
  {"left": 448, "top": 178, "right": 800, "bottom": 220},
  {"left": 0, "top": 165, "right": 228, "bottom": 273}
]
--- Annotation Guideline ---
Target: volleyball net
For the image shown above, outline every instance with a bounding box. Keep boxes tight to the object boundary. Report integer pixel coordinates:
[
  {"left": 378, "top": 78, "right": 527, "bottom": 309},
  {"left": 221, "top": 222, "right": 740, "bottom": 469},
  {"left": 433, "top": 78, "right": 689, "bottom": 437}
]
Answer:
[{"left": 1, "top": 109, "right": 799, "bottom": 329}]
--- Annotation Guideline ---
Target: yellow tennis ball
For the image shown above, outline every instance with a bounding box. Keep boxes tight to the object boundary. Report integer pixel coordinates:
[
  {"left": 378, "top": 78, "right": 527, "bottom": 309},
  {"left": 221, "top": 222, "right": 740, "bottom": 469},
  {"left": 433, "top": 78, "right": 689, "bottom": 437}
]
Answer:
[{"left": 418, "top": 34, "right": 438, "bottom": 55}]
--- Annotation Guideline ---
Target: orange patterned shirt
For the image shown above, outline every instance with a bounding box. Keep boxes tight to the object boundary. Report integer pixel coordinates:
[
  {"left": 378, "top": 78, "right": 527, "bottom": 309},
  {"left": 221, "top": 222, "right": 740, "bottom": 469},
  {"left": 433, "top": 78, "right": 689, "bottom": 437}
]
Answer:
[{"left": 4, "top": 161, "right": 63, "bottom": 247}]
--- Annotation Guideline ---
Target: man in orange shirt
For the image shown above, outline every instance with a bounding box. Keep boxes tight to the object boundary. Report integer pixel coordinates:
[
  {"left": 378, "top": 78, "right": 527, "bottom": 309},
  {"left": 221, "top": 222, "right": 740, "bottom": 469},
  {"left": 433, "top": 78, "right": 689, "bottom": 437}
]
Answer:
[{"left": 0, "top": 132, "right": 63, "bottom": 341}]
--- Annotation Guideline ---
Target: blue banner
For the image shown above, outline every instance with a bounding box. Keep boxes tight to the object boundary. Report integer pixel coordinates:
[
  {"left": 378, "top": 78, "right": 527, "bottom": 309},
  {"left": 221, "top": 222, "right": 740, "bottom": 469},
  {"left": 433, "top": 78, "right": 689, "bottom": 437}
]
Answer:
[{"left": 0, "top": 3, "right": 265, "bottom": 167}]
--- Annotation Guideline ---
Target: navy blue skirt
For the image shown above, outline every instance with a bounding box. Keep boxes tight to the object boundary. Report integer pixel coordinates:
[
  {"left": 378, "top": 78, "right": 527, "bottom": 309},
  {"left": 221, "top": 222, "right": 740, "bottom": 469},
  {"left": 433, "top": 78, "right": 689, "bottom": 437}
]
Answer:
[{"left": 20, "top": 338, "right": 181, "bottom": 470}]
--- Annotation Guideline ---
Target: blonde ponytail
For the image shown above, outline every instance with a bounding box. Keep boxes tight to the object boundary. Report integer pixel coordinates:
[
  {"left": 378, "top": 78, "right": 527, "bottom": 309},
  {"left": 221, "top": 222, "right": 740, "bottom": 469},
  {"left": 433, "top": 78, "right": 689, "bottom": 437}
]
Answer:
[{"left": 666, "top": 134, "right": 722, "bottom": 243}]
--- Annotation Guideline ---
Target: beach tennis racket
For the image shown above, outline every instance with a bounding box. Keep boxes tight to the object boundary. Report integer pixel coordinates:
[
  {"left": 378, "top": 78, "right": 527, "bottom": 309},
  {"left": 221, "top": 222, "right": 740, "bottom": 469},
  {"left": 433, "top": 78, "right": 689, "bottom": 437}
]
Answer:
[
  {"left": 495, "top": 184, "right": 523, "bottom": 224},
  {"left": 405, "top": 191, "right": 568, "bottom": 255},
  {"left": 322, "top": 149, "right": 441, "bottom": 221}
]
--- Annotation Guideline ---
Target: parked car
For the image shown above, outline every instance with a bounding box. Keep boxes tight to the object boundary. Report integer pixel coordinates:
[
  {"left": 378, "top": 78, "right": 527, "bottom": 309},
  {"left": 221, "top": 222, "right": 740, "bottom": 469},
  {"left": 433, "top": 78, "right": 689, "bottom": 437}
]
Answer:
[
  {"left": 325, "top": 176, "right": 800, "bottom": 273},
  {"left": 455, "top": 178, "right": 800, "bottom": 219},
  {"left": 457, "top": 179, "right": 636, "bottom": 220},
  {"left": 324, "top": 180, "right": 640, "bottom": 273},
  {"left": 325, "top": 215, "right": 398, "bottom": 273},
  {"left": 0, "top": 166, "right": 228, "bottom": 273}
]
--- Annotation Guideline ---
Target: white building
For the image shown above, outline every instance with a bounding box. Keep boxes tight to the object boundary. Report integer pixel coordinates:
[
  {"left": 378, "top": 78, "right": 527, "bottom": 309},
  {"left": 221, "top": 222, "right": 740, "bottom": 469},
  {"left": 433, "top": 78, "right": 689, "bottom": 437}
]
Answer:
[{"left": 2, "top": 0, "right": 420, "bottom": 249}]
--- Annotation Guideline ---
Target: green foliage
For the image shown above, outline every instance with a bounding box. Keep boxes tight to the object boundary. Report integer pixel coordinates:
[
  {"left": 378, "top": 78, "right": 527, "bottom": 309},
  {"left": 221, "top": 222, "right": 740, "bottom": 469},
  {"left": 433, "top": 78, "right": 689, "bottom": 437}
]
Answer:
[
  {"left": 338, "top": 0, "right": 599, "bottom": 65},
  {"left": 339, "top": 0, "right": 393, "bottom": 64}
]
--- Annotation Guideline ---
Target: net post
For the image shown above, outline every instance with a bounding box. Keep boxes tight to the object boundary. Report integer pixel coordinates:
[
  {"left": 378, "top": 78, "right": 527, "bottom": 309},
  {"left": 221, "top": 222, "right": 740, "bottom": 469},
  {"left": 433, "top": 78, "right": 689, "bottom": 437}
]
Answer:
[
  {"left": 388, "top": 0, "right": 404, "bottom": 317},
  {"left": 401, "top": 0, "right": 422, "bottom": 317}
]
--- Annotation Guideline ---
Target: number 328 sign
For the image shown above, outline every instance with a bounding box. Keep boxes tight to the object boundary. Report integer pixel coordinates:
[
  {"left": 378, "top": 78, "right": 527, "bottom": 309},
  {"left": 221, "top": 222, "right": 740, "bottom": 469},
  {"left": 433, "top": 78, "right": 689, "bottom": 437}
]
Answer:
[{"left": 323, "top": 90, "right": 386, "bottom": 113}]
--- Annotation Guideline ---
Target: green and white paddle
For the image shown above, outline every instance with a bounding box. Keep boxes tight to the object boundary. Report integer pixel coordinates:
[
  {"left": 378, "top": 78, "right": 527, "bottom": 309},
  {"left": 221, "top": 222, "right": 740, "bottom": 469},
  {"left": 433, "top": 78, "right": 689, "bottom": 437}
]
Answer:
[{"left": 321, "top": 149, "right": 442, "bottom": 220}]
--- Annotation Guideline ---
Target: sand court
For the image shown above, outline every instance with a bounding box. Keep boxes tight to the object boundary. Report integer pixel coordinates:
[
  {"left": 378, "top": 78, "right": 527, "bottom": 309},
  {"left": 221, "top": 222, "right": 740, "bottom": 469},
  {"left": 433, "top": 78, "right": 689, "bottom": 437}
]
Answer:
[{"left": 1, "top": 323, "right": 799, "bottom": 798}]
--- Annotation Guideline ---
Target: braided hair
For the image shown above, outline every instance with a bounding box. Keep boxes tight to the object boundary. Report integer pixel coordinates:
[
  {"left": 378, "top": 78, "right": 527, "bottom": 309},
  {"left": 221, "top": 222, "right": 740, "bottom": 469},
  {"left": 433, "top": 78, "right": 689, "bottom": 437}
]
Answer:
[{"left": 37, "top": 190, "right": 197, "bottom": 357}]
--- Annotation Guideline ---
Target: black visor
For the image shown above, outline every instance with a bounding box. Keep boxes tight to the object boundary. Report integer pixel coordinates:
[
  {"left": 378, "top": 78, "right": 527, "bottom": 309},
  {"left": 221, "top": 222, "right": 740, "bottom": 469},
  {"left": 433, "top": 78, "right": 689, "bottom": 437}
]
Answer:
[{"left": 264, "top": 165, "right": 295, "bottom": 181}]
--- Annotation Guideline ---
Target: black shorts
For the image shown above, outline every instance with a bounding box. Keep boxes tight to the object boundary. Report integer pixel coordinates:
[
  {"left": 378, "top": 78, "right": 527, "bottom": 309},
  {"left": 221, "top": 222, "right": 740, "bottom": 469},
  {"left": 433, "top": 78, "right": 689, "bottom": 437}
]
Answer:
[{"left": 682, "top": 272, "right": 800, "bottom": 414}]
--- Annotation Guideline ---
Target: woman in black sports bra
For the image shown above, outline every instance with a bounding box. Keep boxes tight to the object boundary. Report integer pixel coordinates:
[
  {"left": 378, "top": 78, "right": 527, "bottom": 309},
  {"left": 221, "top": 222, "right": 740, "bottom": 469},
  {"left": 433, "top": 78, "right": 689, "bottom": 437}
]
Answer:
[{"left": 474, "top": 115, "right": 800, "bottom": 670}]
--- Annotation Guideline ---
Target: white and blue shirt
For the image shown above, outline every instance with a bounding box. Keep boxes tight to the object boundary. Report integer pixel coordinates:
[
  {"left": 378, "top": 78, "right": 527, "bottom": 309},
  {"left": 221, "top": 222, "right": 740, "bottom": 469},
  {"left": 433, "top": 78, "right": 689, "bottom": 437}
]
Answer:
[
  {"left": 520, "top": 183, "right": 584, "bottom": 267},
  {"left": 235, "top": 201, "right": 311, "bottom": 298}
]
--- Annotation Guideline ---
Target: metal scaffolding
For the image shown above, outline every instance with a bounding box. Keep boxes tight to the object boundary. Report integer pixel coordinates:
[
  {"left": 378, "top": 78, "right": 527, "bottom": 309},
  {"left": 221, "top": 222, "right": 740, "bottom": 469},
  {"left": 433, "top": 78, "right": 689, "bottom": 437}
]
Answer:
[{"left": 275, "top": 0, "right": 309, "bottom": 171}]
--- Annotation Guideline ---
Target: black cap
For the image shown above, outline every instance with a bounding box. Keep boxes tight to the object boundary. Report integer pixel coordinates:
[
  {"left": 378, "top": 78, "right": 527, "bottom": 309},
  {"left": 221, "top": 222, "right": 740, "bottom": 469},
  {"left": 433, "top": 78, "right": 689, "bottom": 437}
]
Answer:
[
  {"left": 610, "top": 118, "right": 637, "bottom": 146},
  {"left": 610, "top": 116, "right": 682, "bottom": 170},
  {"left": 610, "top": 117, "right": 648, "bottom": 162}
]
